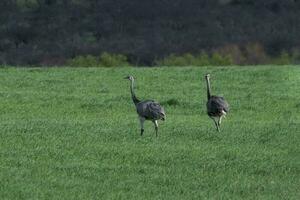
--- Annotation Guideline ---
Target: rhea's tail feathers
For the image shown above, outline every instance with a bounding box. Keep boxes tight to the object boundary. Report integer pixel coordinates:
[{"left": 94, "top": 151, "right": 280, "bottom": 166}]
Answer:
[
  {"left": 222, "top": 110, "right": 227, "bottom": 118},
  {"left": 160, "top": 112, "right": 166, "bottom": 121}
]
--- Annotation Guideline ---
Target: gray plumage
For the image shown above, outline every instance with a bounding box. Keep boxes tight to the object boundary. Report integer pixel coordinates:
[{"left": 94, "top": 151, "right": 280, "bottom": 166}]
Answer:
[
  {"left": 125, "top": 75, "right": 165, "bottom": 136},
  {"left": 205, "top": 74, "right": 229, "bottom": 132}
]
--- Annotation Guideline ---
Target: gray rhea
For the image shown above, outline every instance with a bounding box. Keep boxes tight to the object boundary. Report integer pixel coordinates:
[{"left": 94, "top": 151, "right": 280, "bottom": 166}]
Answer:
[
  {"left": 205, "top": 74, "right": 229, "bottom": 132},
  {"left": 125, "top": 75, "right": 166, "bottom": 136}
]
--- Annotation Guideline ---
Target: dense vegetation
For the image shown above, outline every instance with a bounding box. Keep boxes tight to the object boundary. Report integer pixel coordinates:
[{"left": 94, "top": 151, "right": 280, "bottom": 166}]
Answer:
[
  {"left": 1, "top": 0, "right": 300, "bottom": 66},
  {"left": 0, "top": 66, "right": 299, "bottom": 199}
]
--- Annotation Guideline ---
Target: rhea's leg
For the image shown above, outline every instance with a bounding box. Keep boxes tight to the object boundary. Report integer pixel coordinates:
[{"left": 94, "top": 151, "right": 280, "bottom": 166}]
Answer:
[
  {"left": 218, "top": 116, "right": 223, "bottom": 127},
  {"left": 139, "top": 117, "right": 145, "bottom": 136},
  {"left": 210, "top": 116, "right": 220, "bottom": 132},
  {"left": 153, "top": 120, "right": 159, "bottom": 137}
]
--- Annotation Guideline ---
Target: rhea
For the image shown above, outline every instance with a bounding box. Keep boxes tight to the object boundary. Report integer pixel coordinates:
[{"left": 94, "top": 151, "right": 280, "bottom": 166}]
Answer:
[
  {"left": 205, "top": 74, "right": 229, "bottom": 132},
  {"left": 125, "top": 75, "right": 166, "bottom": 136}
]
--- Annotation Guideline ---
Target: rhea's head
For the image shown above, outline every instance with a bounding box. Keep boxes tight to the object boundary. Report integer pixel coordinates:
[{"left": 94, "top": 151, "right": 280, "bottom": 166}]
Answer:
[
  {"left": 124, "top": 75, "right": 134, "bottom": 81},
  {"left": 205, "top": 74, "right": 210, "bottom": 79}
]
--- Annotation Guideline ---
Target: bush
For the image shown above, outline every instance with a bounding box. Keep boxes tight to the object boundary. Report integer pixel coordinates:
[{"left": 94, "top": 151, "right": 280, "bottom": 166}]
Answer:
[
  {"left": 271, "top": 51, "right": 294, "bottom": 65},
  {"left": 66, "top": 45, "right": 299, "bottom": 67},
  {"left": 213, "top": 43, "right": 299, "bottom": 65},
  {"left": 214, "top": 44, "right": 245, "bottom": 65},
  {"left": 67, "top": 55, "right": 98, "bottom": 67},
  {"left": 99, "top": 52, "right": 129, "bottom": 67},
  {"left": 291, "top": 49, "right": 300, "bottom": 64},
  {"left": 155, "top": 54, "right": 193, "bottom": 66},
  {"left": 155, "top": 52, "right": 233, "bottom": 66},
  {"left": 243, "top": 42, "right": 269, "bottom": 65},
  {"left": 210, "top": 53, "right": 233, "bottom": 66},
  {"left": 196, "top": 52, "right": 211, "bottom": 66},
  {"left": 67, "top": 52, "right": 130, "bottom": 67}
]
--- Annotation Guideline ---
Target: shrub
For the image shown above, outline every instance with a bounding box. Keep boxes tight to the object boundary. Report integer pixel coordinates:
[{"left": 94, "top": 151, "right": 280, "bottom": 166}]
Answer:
[
  {"left": 155, "top": 52, "right": 233, "bottom": 66},
  {"left": 99, "top": 52, "right": 129, "bottom": 67},
  {"left": 243, "top": 42, "right": 269, "bottom": 65},
  {"left": 210, "top": 52, "right": 233, "bottom": 66},
  {"left": 156, "top": 54, "right": 192, "bottom": 66},
  {"left": 67, "top": 55, "right": 98, "bottom": 67},
  {"left": 213, "top": 43, "right": 298, "bottom": 65},
  {"left": 271, "top": 51, "right": 294, "bottom": 65},
  {"left": 291, "top": 49, "right": 300, "bottom": 64},
  {"left": 214, "top": 44, "right": 245, "bottom": 65},
  {"left": 196, "top": 52, "right": 211, "bottom": 66},
  {"left": 67, "top": 52, "right": 130, "bottom": 67}
]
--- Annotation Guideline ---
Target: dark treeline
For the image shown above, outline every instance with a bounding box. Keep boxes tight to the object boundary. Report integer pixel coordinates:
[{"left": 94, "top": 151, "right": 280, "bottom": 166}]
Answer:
[{"left": 1, "top": 0, "right": 300, "bottom": 66}]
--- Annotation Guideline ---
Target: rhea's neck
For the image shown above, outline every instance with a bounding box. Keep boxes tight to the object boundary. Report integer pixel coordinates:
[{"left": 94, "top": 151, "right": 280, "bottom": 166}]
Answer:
[
  {"left": 206, "top": 77, "right": 211, "bottom": 100},
  {"left": 130, "top": 79, "right": 140, "bottom": 105}
]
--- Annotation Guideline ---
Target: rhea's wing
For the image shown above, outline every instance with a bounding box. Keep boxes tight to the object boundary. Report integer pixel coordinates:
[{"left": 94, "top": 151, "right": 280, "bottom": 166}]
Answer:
[
  {"left": 208, "top": 96, "right": 229, "bottom": 114},
  {"left": 215, "top": 96, "right": 229, "bottom": 112},
  {"left": 137, "top": 100, "right": 165, "bottom": 120},
  {"left": 148, "top": 101, "right": 165, "bottom": 118}
]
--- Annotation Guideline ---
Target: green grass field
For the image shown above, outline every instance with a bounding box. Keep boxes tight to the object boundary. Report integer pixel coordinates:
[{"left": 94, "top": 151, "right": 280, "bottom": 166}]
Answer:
[{"left": 0, "top": 66, "right": 299, "bottom": 199}]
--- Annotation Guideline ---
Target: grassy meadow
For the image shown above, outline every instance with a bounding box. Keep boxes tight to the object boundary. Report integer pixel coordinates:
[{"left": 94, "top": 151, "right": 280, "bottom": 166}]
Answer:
[{"left": 0, "top": 66, "right": 299, "bottom": 199}]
